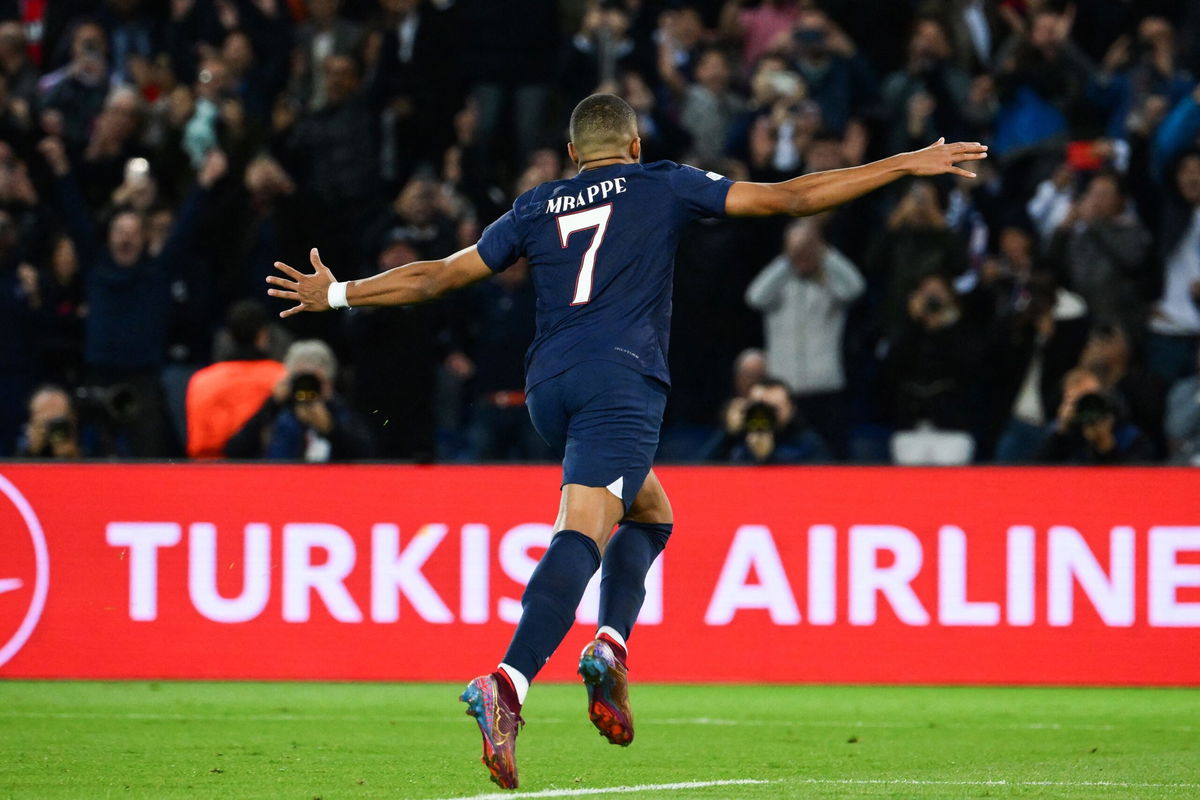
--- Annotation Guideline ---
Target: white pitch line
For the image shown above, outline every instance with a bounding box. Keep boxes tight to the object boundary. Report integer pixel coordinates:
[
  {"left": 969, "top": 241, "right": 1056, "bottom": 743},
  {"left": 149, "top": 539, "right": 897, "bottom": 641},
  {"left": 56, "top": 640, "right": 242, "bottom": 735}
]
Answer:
[
  {"left": 425, "top": 779, "right": 770, "bottom": 800},
  {"left": 798, "top": 778, "right": 1200, "bottom": 789}
]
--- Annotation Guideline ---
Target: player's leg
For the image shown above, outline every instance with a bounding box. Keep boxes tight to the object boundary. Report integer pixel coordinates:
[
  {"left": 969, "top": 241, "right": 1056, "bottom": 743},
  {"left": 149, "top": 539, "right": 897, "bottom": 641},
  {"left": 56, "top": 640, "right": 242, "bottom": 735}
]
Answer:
[
  {"left": 496, "top": 483, "right": 623, "bottom": 702},
  {"left": 579, "top": 470, "right": 673, "bottom": 746},
  {"left": 496, "top": 364, "right": 664, "bottom": 704},
  {"left": 598, "top": 469, "right": 673, "bottom": 651},
  {"left": 461, "top": 366, "right": 634, "bottom": 788}
]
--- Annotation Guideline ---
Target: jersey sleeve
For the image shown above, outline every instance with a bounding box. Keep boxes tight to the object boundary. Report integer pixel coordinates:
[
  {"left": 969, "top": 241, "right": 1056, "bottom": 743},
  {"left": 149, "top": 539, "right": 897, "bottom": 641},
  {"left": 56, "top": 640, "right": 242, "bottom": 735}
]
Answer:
[
  {"left": 476, "top": 209, "right": 523, "bottom": 273},
  {"left": 668, "top": 163, "right": 735, "bottom": 220}
]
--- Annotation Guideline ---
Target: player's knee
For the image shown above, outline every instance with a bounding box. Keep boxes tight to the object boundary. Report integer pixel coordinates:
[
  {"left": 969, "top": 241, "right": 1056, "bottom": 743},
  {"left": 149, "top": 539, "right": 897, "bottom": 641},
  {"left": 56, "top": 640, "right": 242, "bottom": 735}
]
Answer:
[{"left": 627, "top": 520, "right": 672, "bottom": 553}]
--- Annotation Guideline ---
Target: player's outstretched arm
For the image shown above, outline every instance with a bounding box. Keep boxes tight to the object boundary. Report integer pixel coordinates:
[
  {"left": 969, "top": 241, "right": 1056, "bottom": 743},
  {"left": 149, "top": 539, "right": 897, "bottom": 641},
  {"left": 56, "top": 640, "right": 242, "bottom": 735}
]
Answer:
[
  {"left": 267, "top": 245, "right": 494, "bottom": 318},
  {"left": 725, "top": 138, "right": 988, "bottom": 218}
]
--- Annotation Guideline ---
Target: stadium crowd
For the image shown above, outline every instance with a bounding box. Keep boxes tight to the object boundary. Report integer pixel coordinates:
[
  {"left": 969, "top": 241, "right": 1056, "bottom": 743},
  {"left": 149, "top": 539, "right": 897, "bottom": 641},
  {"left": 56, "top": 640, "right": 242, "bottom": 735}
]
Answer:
[{"left": 2, "top": 0, "right": 1200, "bottom": 465}]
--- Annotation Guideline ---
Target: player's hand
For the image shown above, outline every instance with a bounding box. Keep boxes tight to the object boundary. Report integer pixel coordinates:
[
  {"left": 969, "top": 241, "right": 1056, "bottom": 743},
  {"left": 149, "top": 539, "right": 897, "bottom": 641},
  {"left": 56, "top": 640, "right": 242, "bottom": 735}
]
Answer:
[
  {"left": 267, "top": 248, "right": 336, "bottom": 318},
  {"left": 905, "top": 138, "right": 988, "bottom": 179}
]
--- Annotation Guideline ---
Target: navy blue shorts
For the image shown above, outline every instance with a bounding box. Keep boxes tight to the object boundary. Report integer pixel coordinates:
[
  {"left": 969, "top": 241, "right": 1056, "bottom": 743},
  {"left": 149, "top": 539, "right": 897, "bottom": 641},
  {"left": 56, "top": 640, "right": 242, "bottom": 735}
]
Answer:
[{"left": 526, "top": 360, "right": 668, "bottom": 510}]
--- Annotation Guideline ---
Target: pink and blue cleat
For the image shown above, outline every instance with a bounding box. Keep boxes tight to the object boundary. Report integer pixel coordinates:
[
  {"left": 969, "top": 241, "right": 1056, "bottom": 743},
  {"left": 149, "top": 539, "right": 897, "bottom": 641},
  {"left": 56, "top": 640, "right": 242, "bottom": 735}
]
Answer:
[
  {"left": 578, "top": 635, "right": 634, "bottom": 746},
  {"left": 460, "top": 672, "right": 524, "bottom": 789}
]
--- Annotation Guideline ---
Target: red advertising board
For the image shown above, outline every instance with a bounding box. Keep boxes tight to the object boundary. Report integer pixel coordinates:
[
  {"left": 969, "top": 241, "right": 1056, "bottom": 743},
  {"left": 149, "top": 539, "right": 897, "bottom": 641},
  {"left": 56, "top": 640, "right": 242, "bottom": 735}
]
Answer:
[{"left": 0, "top": 465, "right": 1197, "bottom": 685}]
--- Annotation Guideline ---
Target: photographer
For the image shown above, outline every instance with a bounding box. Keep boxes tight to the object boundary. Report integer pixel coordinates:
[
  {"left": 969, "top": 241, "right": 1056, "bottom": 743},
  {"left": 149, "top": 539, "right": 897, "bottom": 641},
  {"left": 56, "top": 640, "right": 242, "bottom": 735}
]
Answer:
[
  {"left": 1036, "top": 370, "right": 1153, "bottom": 464},
  {"left": 224, "top": 339, "right": 373, "bottom": 461},
  {"left": 884, "top": 273, "right": 984, "bottom": 464},
  {"left": 723, "top": 377, "right": 830, "bottom": 464},
  {"left": 16, "top": 385, "right": 84, "bottom": 459}
]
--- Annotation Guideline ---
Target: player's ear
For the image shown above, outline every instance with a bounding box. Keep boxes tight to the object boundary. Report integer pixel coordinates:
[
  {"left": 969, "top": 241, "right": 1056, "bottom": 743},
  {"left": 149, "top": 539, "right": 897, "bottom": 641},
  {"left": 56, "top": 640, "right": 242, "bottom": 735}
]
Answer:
[
  {"left": 567, "top": 141, "right": 579, "bottom": 166},
  {"left": 631, "top": 137, "right": 641, "bottom": 163}
]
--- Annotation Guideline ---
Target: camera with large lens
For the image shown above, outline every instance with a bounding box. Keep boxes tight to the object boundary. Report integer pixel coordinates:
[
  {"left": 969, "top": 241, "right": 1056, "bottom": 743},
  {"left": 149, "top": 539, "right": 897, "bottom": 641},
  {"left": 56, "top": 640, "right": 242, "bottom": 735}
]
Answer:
[
  {"left": 921, "top": 293, "right": 946, "bottom": 316},
  {"left": 45, "top": 416, "right": 76, "bottom": 443},
  {"left": 1072, "top": 392, "right": 1114, "bottom": 428},
  {"left": 289, "top": 372, "right": 323, "bottom": 407},
  {"left": 742, "top": 401, "right": 779, "bottom": 434}
]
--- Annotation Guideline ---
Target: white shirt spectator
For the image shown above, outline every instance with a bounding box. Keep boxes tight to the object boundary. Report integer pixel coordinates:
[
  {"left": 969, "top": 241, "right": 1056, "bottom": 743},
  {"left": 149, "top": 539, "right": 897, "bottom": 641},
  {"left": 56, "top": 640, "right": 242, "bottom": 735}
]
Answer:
[{"left": 745, "top": 222, "right": 865, "bottom": 395}]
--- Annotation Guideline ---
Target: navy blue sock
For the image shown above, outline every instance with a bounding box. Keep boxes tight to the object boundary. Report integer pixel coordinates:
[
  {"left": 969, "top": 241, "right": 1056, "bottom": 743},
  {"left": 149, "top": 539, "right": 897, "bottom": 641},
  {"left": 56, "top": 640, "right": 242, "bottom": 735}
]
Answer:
[
  {"left": 598, "top": 522, "right": 672, "bottom": 642},
  {"left": 501, "top": 529, "right": 601, "bottom": 681}
]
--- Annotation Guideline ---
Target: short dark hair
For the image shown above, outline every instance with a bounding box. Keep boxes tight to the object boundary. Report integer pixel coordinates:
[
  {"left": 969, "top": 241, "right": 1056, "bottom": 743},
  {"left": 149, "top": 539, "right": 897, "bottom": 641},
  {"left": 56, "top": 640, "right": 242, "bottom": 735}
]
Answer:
[
  {"left": 568, "top": 94, "right": 637, "bottom": 158},
  {"left": 227, "top": 299, "right": 269, "bottom": 349}
]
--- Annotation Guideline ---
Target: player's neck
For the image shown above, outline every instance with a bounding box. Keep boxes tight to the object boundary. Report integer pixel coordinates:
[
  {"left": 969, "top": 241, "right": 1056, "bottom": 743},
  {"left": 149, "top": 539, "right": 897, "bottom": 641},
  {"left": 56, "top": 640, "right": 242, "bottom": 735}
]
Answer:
[{"left": 577, "top": 155, "right": 635, "bottom": 173}]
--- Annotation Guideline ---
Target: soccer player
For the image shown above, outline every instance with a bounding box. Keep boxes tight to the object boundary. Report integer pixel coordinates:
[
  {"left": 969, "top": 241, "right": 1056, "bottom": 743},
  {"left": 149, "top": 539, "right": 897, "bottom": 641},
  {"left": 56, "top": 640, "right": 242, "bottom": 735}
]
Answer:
[{"left": 267, "top": 93, "right": 987, "bottom": 789}]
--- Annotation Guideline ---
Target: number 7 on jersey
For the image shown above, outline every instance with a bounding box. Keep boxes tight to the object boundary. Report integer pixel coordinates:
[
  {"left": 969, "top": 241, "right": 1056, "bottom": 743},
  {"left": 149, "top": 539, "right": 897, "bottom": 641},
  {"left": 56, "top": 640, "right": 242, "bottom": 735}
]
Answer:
[{"left": 556, "top": 203, "right": 612, "bottom": 306}]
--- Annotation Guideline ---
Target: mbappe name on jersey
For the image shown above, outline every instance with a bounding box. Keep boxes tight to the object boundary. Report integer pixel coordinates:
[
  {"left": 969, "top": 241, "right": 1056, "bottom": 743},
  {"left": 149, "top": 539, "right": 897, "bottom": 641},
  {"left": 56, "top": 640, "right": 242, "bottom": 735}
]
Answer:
[{"left": 545, "top": 177, "right": 627, "bottom": 214}]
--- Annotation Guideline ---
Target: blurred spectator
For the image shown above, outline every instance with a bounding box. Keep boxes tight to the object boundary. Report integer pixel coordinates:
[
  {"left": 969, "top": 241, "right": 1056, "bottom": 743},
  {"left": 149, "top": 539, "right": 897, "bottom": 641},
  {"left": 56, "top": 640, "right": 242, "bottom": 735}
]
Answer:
[
  {"left": 457, "top": 0, "right": 558, "bottom": 174},
  {"left": 459, "top": 259, "right": 549, "bottom": 461},
  {"left": 655, "top": 4, "right": 707, "bottom": 100},
  {"left": 939, "top": 0, "right": 1003, "bottom": 75},
  {"left": 1036, "top": 376, "right": 1153, "bottom": 464},
  {"left": 0, "top": 21, "right": 39, "bottom": 106},
  {"left": 992, "top": 7, "right": 1093, "bottom": 167},
  {"left": 883, "top": 273, "right": 984, "bottom": 464},
  {"left": 0, "top": 244, "right": 39, "bottom": 456},
  {"left": 276, "top": 52, "right": 379, "bottom": 272},
  {"left": 225, "top": 338, "right": 373, "bottom": 461},
  {"left": 36, "top": 234, "right": 86, "bottom": 388},
  {"left": 1089, "top": 16, "right": 1193, "bottom": 141},
  {"left": 367, "top": 175, "right": 458, "bottom": 269},
  {"left": 745, "top": 217, "right": 864, "bottom": 456},
  {"left": 865, "top": 180, "right": 968, "bottom": 337},
  {"left": 37, "top": 20, "right": 110, "bottom": 149},
  {"left": 986, "top": 270, "right": 1090, "bottom": 462},
  {"left": 292, "top": 0, "right": 364, "bottom": 111},
  {"left": 880, "top": 16, "right": 987, "bottom": 154},
  {"left": 1147, "top": 94, "right": 1200, "bottom": 384},
  {"left": 342, "top": 234, "right": 451, "bottom": 461},
  {"left": 724, "top": 377, "right": 831, "bottom": 464},
  {"left": 14, "top": 385, "right": 84, "bottom": 459},
  {"left": 561, "top": 2, "right": 646, "bottom": 104},
  {"left": 370, "top": 0, "right": 461, "bottom": 188},
  {"left": 186, "top": 301, "right": 286, "bottom": 459},
  {"left": 618, "top": 69, "right": 690, "bottom": 164},
  {"left": 719, "top": 0, "right": 802, "bottom": 72},
  {"left": 1165, "top": 346, "right": 1200, "bottom": 464},
  {"left": 680, "top": 47, "right": 744, "bottom": 165},
  {"left": 40, "top": 136, "right": 227, "bottom": 457},
  {"left": 1045, "top": 170, "right": 1152, "bottom": 335},
  {"left": 786, "top": 8, "right": 876, "bottom": 135},
  {"left": 1077, "top": 321, "right": 1167, "bottom": 456}
]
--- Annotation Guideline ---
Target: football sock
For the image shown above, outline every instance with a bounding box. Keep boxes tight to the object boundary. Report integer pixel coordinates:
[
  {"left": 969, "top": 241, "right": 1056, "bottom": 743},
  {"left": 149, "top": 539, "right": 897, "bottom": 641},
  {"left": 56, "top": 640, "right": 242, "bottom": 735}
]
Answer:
[
  {"left": 501, "top": 529, "right": 601, "bottom": 683},
  {"left": 495, "top": 664, "right": 527, "bottom": 708},
  {"left": 596, "top": 627, "right": 628, "bottom": 665},
  {"left": 598, "top": 522, "right": 673, "bottom": 644},
  {"left": 596, "top": 625, "right": 626, "bottom": 653}
]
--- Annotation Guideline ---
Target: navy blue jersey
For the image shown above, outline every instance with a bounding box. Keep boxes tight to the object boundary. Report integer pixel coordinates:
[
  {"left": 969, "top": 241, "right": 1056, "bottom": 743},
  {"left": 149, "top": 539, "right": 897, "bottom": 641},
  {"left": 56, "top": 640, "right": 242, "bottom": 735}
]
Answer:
[{"left": 476, "top": 160, "right": 733, "bottom": 392}]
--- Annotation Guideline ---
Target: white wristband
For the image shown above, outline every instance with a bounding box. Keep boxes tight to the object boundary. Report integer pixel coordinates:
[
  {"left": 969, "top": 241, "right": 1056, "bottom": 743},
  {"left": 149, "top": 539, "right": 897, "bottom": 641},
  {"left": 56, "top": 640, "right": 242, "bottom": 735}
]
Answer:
[{"left": 327, "top": 281, "right": 350, "bottom": 309}]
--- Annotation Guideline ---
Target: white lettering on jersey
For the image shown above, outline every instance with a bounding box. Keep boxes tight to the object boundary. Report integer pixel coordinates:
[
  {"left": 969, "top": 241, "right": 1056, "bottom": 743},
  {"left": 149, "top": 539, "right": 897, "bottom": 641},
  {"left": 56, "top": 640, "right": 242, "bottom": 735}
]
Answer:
[{"left": 546, "top": 177, "right": 627, "bottom": 215}]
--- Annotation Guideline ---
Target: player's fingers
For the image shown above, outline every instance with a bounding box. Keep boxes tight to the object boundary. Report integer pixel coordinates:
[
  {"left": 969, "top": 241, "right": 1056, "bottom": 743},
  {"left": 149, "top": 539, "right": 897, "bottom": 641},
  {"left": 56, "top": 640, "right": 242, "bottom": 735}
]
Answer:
[
  {"left": 265, "top": 275, "right": 298, "bottom": 289},
  {"left": 274, "top": 260, "right": 304, "bottom": 280},
  {"left": 310, "top": 247, "right": 329, "bottom": 274},
  {"left": 949, "top": 167, "right": 977, "bottom": 179},
  {"left": 267, "top": 288, "right": 299, "bottom": 300},
  {"left": 279, "top": 303, "right": 306, "bottom": 318},
  {"left": 955, "top": 152, "right": 989, "bottom": 162}
]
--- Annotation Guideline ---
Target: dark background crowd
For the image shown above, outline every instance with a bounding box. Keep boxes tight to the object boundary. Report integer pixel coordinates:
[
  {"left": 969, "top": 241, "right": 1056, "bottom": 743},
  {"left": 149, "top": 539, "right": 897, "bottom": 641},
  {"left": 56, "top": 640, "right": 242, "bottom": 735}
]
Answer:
[{"left": 3, "top": 0, "right": 1200, "bottom": 466}]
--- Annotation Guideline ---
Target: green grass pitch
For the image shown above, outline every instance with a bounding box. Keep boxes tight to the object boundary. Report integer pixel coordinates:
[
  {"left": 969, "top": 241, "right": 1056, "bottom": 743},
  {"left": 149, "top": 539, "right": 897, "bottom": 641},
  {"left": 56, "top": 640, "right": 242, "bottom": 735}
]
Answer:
[{"left": 1, "top": 681, "right": 1197, "bottom": 799}]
